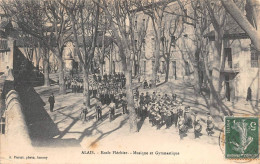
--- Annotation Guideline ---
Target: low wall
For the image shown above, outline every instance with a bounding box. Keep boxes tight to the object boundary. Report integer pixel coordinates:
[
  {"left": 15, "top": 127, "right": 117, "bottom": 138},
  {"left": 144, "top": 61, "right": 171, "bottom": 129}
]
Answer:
[{"left": 4, "top": 90, "right": 33, "bottom": 153}]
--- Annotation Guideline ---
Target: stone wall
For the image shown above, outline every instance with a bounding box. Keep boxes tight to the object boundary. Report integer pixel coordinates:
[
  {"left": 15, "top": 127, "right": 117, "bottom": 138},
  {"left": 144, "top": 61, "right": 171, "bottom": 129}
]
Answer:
[{"left": 4, "top": 90, "right": 33, "bottom": 153}]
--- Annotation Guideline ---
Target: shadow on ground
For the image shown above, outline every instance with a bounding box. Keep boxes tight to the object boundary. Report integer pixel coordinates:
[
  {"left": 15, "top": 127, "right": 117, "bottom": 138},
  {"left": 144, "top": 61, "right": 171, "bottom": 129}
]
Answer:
[{"left": 17, "top": 83, "right": 81, "bottom": 147}]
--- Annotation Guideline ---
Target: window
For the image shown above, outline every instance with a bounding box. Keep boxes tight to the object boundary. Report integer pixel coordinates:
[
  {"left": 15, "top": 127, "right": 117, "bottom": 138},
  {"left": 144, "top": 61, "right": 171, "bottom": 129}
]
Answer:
[
  {"left": 251, "top": 46, "right": 258, "bottom": 68},
  {"left": 112, "top": 61, "right": 115, "bottom": 74},
  {"left": 224, "top": 48, "right": 232, "bottom": 68},
  {"left": 152, "top": 60, "right": 155, "bottom": 70},
  {"left": 185, "top": 61, "right": 190, "bottom": 76},
  {"left": 143, "top": 61, "right": 146, "bottom": 74},
  {"left": 134, "top": 40, "right": 137, "bottom": 47},
  {"left": 103, "top": 61, "right": 106, "bottom": 73},
  {"left": 161, "top": 61, "right": 165, "bottom": 74},
  {"left": 172, "top": 61, "right": 177, "bottom": 78}
]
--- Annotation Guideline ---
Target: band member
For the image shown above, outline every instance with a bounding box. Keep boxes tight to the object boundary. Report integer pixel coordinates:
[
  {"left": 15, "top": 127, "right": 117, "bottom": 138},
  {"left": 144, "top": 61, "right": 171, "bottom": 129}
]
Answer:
[
  {"left": 121, "top": 73, "right": 126, "bottom": 88},
  {"left": 48, "top": 93, "right": 55, "bottom": 112},
  {"left": 139, "top": 93, "right": 145, "bottom": 106},
  {"left": 171, "top": 105, "right": 178, "bottom": 127},
  {"left": 65, "top": 78, "right": 69, "bottom": 89},
  {"left": 151, "top": 92, "right": 157, "bottom": 103},
  {"left": 162, "top": 94, "right": 171, "bottom": 104},
  {"left": 110, "top": 88, "right": 115, "bottom": 102},
  {"left": 79, "top": 80, "right": 83, "bottom": 93},
  {"left": 98, "top": 75, "right": 102, "bottom": 83},
  {"left": 93, "top": 73, "right": 97, "bottom": 82},
  {"left": 103, "top": 73, "right": 108, "bottom": 82},
  {"left": 100, "top": 90, "right": 105, "bottom": 105},
  {"left": 171, "top": 93, "right": 177, "bottom": 103},
  {"left": 143, "top": 80, "right": 148, "bottom": 89},
  {"left": 184, "top": 106, "right": 193, "bottom": 128},
  {"left": 134, "top": 97, "right": 139, "bottom": 115},
  {"left": 178, "top": 117, "right": 188, "bottom": 139},
  {"left": 122, "top": 94, "right": 127, "bottom": 114},
  {"left": 194, "top": 119, "right": 202, "bottom": 138},
  {"left": 165, "top": 108, "right": 172, "bottom": 129},
  {"left": 109, "top": 99, "right": 116, "bottom": 121},
  {"left": 67, "top": 78, "right": 71, "bottom": 89},
  {"left": 71, "top": 80, "right": 75, "bottom": 93},
  {"left": 105, "top": 89, "right": 110, "bottom": 105},
  {"left": 156, "top": 93, "right": 162, "bottom": 103},
  {"left": 145, "top": 92, "right": 151, "bottom": 107},
  {"left": 81, "top": 102, "right": 88, "bottom": 122},
  {"left": 192, "top": 112, "right": 201, "bottom": 138},
  {"left": 96, "top": 102, "right": 102, "bottom": 121},
  {"left": 134, "top": 88, "right": 139, "bottom": 99},
  {"left": 206, "top": 112, "right": 214, "bottom": 136},
  {"left": 93, "top": 82, "right": 97, "bottom": 98}
]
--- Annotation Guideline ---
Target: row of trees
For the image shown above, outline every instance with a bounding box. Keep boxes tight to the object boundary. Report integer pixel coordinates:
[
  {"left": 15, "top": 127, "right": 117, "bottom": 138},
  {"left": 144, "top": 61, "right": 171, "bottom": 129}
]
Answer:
[{"left": 1, "top": 0, "right": 259, "bottom": 131}]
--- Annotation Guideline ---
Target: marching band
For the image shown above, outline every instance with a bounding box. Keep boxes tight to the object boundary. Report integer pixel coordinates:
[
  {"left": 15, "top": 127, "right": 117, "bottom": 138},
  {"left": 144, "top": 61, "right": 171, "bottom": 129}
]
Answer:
[{"left": 66, "top": 72, "right": 214, "bottom": 139}]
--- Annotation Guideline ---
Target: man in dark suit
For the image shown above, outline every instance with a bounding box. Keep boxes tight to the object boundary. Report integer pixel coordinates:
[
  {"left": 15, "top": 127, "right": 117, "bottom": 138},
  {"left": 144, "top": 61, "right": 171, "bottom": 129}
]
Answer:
[{"left": 48, "top": 93, "right": 55, "bottom": 112}]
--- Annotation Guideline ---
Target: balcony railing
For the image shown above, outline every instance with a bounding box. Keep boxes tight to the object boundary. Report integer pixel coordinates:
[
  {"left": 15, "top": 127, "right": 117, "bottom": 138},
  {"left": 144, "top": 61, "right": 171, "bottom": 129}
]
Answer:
[
  {"left": 223, "top": 61, "right": 239, "bottom": 73},
  {"left": 225, "top": 61, "right": 239, "bottom": 69}
]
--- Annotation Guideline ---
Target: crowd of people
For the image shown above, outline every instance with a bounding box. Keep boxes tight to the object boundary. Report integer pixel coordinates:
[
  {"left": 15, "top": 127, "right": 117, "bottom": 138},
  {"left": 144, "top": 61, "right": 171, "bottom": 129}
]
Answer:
[
  {"left": 67, "top": 72, "right": 214, "bottom": 139},
  {"left": 76, "top": 72, "right": 128, "bottom": 122},
  {"left": 92, "top": 72, "right": 126, "bottom": 105},
  {"left": 133, "top": 90, "right": 214, "bottom": 139},
  {"left": 65, "top": 77, "right": 83, "bottom": 93}
]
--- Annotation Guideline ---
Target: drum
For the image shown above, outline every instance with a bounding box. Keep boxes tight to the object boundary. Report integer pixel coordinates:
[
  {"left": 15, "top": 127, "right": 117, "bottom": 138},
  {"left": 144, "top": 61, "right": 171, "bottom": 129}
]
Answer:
[
  {"left": 178, "top": 119, "right": 187, "bottom": 132},
  {"left": 179, "top": 124, "right": 187, "bottom": 132},
  {"left": 207, "top": 123, "right": 214, "bottom": 130},
  {"left": 194, "top": 124, "right": 202, "bottom": 132},
  {"left": 184, "top": 112, "right": 191, "bottom": 121}
]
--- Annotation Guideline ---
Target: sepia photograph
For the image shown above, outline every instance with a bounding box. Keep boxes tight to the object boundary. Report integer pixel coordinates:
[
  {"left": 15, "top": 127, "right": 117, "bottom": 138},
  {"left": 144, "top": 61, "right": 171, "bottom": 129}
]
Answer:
[{"left": 0, "top": 0, "right": 259, "bottom": 163}]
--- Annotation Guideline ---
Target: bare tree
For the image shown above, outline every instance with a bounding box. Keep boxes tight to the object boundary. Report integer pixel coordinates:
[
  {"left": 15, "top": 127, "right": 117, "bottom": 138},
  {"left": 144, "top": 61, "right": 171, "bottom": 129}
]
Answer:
[
  {"left": 43, "top": 0, "right": 72, "bottom": 94},
  {"left": 132, "top": 14, "right": 149, "bottom": 77},
  {"left": 161, "top": 13, "right": 184, "bottom": 82},
  {"left": 135, "top": 0, "right": 168, "bottom": 87},
  {"left": 59, "top": 0, "right": 100, "bottom": 107},
  {"left": 93, "top": 0, "right": 141, "bottom": 132}
]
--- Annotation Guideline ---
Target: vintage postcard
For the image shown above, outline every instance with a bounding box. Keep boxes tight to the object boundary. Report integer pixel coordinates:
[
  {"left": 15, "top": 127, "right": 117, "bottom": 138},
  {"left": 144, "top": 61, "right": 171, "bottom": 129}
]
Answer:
[{"left": 0, "top": 0, "right": 259, "bottom": 163}]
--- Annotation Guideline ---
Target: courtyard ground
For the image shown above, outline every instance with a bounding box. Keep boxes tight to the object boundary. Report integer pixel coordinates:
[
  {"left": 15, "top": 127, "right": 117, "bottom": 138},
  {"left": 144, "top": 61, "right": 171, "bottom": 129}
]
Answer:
[{"left": 1, "top": 78, "right": 259, "bottom": 163}]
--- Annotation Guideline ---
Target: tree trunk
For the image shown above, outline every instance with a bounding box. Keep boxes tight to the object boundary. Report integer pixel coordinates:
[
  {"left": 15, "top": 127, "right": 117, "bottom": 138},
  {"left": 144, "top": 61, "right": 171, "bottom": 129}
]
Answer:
[
  {"left": 133, "top": 58, "right": 136, "bottom": 77},
  {"left": 125, "top": 65, "right": 138, "bottom": 132},
  {"left": 57, "top": 57, "right": 66, "bottom": 94},
  {"left": 82, "top": 66, "right": 91, "bottom": 108},
  {"left": 151, "top": 37, "right": 161, "bottom": 87},
  {"left": 43, "top": 57, "right": 50, "bottom": 87},
  {"left": 100, "top": 62, "right": 104, "bottom": 76},
  {"left": 137, "top": 51, "right": 141, "bottom": 76},
  {"left": 210, "top": 30, "right": 224, "bottom": 113},
  {"left": 165, "top": 54, "right": 170, "bottom": 82},
  {"left": 109, "top": 52, "right": 113, "bottom": 74},
  {"left": 193, "top": 47, "right": 201, "bottom": 93}
]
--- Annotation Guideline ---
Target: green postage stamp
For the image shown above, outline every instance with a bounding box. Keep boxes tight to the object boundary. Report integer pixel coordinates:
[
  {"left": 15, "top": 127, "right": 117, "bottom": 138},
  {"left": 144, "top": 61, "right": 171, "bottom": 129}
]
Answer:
[{"left": 225, "top": 117, "right": 259, "bottom": 159}]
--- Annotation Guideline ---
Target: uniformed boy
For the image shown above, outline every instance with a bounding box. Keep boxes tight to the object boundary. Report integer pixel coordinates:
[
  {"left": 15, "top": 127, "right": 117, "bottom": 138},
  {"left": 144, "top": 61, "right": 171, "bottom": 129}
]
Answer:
[{"left": 96, "top": 102, "right": 102, "bottom": 121}]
